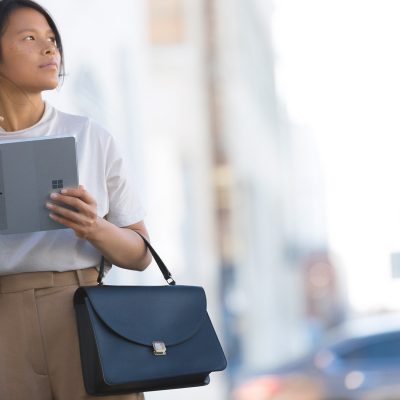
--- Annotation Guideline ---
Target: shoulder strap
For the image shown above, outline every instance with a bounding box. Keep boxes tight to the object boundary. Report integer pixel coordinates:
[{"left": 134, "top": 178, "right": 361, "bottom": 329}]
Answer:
[{"left": 97, "top": 232, "right": 176, "bottom": 286}]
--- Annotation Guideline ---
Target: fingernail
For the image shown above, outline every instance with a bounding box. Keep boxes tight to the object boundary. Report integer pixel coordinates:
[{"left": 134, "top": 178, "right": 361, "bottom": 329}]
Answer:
[
  {"left": 50, "top": 193, "right": 58, "bottom": 199},
  {"left": 61, "top": 189, "right": 67, "bottom": 194}
]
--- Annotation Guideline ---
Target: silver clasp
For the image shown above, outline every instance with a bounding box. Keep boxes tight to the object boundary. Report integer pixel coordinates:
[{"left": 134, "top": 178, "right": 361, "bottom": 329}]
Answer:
[{"left": 152, "top": 341, "right": 167, "bottom": 356}]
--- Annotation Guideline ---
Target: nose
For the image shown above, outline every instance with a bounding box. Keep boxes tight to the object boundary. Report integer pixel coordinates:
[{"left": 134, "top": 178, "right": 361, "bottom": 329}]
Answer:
[{"left": 43, "top": 45, "right": 56, "bottom": 56}]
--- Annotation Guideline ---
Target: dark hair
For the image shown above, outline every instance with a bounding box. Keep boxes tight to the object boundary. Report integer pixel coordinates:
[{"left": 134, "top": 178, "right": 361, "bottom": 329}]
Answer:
[{"left": 0, "top": 0, "right": 65, "bottom": 82}]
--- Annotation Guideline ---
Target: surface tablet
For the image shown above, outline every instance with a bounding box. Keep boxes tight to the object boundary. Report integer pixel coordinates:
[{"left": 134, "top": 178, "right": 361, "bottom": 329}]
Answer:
[{"left": 0, "top": 136, "right": 78, "bottom": 234}]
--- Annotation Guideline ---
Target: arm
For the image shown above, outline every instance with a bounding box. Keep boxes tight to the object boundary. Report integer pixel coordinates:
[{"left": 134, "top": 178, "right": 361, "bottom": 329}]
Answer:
[
  {"left": 87, "top": 218, "right": 151, "bottom": 271},
  {"left": 46, "top": 185, "right": 152, "bottom": 270}
]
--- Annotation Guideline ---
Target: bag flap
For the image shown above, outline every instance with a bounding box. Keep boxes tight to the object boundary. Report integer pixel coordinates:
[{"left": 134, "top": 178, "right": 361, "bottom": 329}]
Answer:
[{"left": 83, "top": 285, "right": 208, "bottom": 347}]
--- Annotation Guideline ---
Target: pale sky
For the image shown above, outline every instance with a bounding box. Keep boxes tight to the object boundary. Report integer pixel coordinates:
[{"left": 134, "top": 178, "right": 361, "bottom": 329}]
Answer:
[{"left": 270, "top": 0, "right": 400, "bottom": 312}]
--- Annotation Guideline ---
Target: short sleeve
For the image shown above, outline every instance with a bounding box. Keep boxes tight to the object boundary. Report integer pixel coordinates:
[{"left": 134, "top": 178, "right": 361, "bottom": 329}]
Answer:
[{"left": 104, "top": 136, "right": 146, "bottom": 227}]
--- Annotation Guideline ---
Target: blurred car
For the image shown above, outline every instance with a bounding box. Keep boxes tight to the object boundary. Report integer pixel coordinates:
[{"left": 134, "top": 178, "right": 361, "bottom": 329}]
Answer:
[{"left": 232, "top": 314, "right": 400, "bottom": 400}]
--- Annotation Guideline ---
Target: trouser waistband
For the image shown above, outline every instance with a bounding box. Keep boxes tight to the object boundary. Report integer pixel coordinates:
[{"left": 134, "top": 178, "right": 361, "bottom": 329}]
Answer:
[{"left": 0, "top": 267, "right": 99, "bottom": 293}]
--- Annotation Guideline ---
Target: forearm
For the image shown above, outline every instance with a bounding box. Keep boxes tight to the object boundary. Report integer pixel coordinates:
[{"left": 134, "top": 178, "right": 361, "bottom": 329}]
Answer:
[
  {"left": 87, "top": 218, "right": 152, "bottom": 270},
  {"left": 46, "top": 186, "right": 152, "bottom": 269}
]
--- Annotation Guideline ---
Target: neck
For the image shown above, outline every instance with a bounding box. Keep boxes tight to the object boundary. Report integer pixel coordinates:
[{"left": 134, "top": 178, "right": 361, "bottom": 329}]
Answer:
[{"left": 0, "top": 84, "right": 45, "bottom": 132}]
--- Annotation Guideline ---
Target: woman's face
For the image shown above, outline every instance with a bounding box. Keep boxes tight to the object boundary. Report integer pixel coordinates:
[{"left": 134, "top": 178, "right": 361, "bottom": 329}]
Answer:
[{"left": 0, "top": 7, "right": 61, "bottom": 94}]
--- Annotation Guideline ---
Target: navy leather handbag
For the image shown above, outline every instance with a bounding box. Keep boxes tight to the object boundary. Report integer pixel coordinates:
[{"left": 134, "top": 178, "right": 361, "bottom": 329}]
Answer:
[{"left": 73, "top": 233, "right": 227, "bottom": 396}]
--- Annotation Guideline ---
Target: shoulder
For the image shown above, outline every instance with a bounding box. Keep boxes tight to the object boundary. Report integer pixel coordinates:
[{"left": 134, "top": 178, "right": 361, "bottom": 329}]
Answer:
[{"left": 51, "top": 106, "right": 113, "bottom": 145}]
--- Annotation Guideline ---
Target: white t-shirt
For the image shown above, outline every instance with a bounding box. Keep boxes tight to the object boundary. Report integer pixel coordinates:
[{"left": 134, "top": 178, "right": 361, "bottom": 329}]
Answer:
[{"left": 0, "top": 102, "right": 146, "bottom": 275}]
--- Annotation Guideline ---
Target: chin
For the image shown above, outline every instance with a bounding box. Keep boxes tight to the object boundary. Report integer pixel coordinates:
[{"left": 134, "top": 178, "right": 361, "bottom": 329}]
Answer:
[
  {"left": 41, "top": 80, "right": 60, "bottom": 91},
  {"left": 26, "top": 79, "right": 59, "bottom": 93}
]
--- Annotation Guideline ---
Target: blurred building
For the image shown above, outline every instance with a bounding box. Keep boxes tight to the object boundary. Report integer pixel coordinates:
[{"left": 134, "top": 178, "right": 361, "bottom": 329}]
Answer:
[
  {"left": 209, "top": 0, "right": 343, "bottom": 379},
  {"left": 40, "top": 0, "right": 343, "bottom": 399}
]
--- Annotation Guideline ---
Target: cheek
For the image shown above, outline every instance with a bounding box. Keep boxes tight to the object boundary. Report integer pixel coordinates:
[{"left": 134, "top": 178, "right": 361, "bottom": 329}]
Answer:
[
  {"left": 3, "top": 42, "right": 38, "bottom": 61},
  {"left": 55, "top": 51, "right": 61, "bottom": 65},
  {"left": 0, "top": 63, "right": 31, "bottom": 88},
  {"left": 11, "top": 43, "right": 37, "bottom": 57},
  {"left": 0, "top": 45, "right": 36, "bottom": 74}
]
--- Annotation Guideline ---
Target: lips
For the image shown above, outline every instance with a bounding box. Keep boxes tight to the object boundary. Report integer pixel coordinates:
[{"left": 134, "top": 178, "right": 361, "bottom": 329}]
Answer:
[{"left": 39, "top": 61, "right": 59, "bottom": 69}]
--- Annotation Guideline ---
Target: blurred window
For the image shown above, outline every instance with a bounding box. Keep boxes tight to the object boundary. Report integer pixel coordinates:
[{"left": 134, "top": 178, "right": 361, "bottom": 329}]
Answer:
[{"left": 148, "top": 0, "right": 185, "bottom": 45}]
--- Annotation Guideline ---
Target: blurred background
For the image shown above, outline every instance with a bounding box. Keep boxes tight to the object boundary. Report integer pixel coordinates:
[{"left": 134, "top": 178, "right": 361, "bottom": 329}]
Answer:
[{"left": 41, "top": 0, "right": 400, "bottom": 399}]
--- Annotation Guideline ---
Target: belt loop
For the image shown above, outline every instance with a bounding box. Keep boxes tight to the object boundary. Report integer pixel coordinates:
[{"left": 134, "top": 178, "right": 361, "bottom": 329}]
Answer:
[
  {"left": 75, "top": 268, "right": 98, "bottom": 286},
  {"left": 76, "top": 269, "right": 86, "bottom": 286}
]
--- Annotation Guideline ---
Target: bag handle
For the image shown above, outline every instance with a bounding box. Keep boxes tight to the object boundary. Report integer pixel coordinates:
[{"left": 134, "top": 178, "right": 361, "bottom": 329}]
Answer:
[{"left": 97, "top": 232, "right": 176, "bottom": 286}]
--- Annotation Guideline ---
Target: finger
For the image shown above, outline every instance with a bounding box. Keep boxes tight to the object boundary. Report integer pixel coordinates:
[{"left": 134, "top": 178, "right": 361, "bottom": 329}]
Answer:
[
  {"left": 59, "top": 185, "right": 96, "bottom": 204},
  {"left": 49, "top": 212, "right": 97, "bottom": 239},
  {"left": 50, "top": 191, "right": 97, "bottom": 214},
  {"left": 47, "top": 199, "right": 97, "bottom": 224},
  {"left": 49, "top": 192, "right": 88, "bottom": 211},
  {"left": 46, "top": 202, "right": 84, "bottom": 223},
  {"left": 49, "top": 212, "right": 75, "bottom": 228},
  {"left": 49, "top": 213, "right": 85, "bottom": 236}
]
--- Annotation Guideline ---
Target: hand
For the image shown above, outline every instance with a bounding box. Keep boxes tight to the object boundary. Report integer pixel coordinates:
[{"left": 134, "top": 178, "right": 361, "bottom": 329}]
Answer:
[{"left": 46, "top": 185, "right": 99, "bottom": 239}]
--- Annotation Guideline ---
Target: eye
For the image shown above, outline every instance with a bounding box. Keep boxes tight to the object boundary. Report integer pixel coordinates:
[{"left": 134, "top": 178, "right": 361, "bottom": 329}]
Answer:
[
  {"left": 24, "top": 35, "right": 35, "bottom": 41},
  {"left": 48, "top": 37, "right": 57, "bottom": 47}
]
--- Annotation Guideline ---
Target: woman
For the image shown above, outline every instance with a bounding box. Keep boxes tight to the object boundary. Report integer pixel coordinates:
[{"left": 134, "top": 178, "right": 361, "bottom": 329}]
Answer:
[{"left": 0, "top": 0, "right": 151, "bottom": 399}]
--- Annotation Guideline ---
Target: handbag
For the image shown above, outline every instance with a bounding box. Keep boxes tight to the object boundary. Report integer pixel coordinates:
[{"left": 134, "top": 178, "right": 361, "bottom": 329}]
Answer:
[{"left": 73, "top": 232, "right": 227, "bottom": 396}]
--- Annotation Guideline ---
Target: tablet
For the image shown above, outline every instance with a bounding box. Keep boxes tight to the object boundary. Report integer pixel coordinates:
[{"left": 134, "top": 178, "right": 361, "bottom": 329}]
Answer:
[{"left": 0, "top": 136, "right": 78, "bottom": 234}]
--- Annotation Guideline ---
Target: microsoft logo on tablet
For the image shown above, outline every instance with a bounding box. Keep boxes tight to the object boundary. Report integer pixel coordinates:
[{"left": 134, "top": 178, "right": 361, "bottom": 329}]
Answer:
[{"left": 52, "top": 179, "right": 64, "bottom": 189}]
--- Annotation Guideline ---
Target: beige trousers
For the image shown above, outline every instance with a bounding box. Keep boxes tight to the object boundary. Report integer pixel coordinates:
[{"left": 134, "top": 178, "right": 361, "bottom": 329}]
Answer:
[{"left": 0, "top": 267, "right": 144, "bottom": 400}]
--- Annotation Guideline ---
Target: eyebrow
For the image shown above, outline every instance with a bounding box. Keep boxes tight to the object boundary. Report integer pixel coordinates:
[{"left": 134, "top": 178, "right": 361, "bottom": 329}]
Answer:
[{"left": 16, "top": 28, "right": 54, "bottom": 35}]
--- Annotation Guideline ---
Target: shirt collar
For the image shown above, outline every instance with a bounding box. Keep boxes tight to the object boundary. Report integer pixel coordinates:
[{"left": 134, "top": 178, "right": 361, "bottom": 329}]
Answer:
[{"left": 0, "top": 102, "right": 53, "bottom": 136}]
